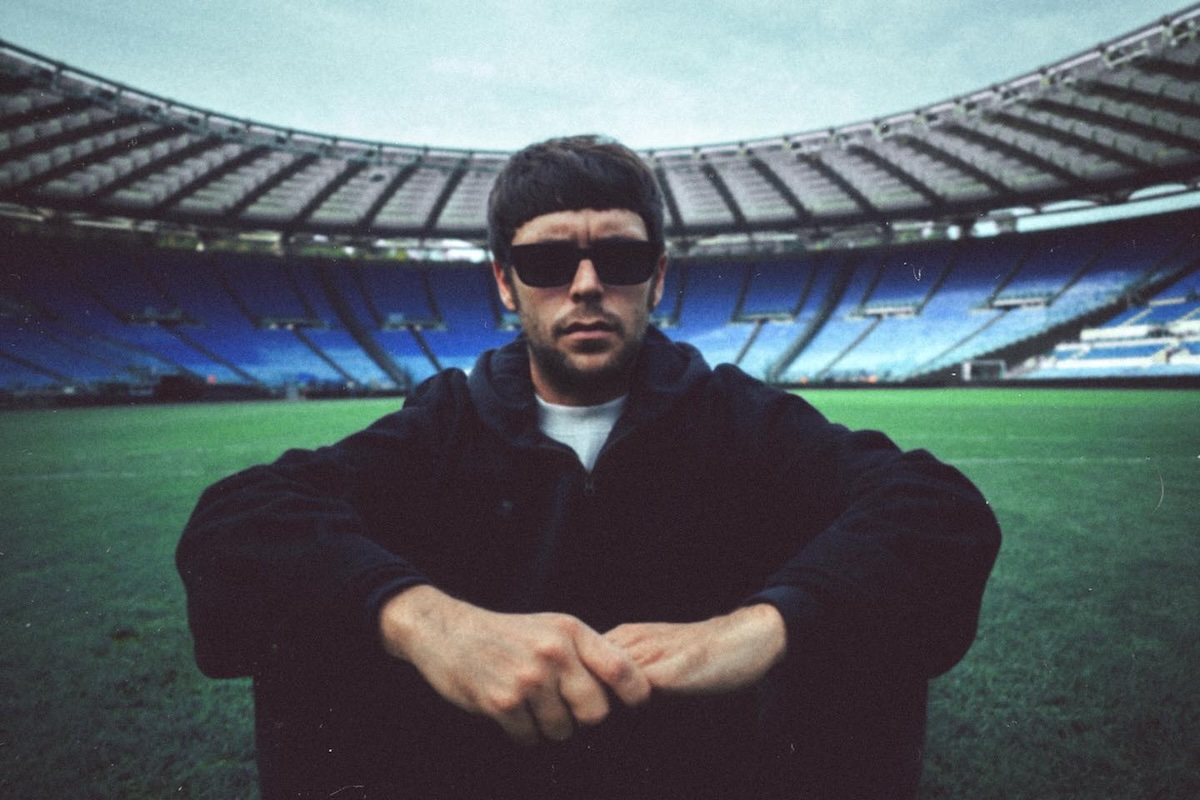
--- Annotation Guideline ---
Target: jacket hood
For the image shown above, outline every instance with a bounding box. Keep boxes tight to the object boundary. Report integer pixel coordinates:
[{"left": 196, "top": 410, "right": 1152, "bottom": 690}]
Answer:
[{"left": 466, "top": 326, "right": 711, "bottom": 445}]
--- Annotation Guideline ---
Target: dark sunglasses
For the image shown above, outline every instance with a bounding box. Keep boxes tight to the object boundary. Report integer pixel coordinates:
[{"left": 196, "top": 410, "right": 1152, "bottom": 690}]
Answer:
[{"left": 508, "top": 239, "right": 660, "bottom": 288}]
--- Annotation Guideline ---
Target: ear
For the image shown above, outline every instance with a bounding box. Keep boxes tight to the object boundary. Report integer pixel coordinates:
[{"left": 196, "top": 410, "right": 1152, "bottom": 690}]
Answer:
[
  {"left": 492, "top": 259, "right": 518, "bottom": 312},
  {"left": 650, "top": 252, "right": 668, "bottom": 310}
]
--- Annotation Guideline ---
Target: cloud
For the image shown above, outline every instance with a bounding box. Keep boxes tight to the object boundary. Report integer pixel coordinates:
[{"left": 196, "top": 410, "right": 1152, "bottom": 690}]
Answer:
[{"left": 0, "top": 0, "right": 1186, "bottom": 150}]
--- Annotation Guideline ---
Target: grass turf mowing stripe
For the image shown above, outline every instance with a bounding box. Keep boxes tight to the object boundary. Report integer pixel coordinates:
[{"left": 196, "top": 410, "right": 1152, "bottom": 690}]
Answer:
[{"left": 1, "top": 389, "right": 1196, "bottom": 799}]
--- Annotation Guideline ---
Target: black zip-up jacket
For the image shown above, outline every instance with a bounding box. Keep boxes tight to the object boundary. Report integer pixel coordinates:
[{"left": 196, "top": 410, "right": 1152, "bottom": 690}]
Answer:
[{"left": 178, "top": 328, "right": 1000, "bottom": 799}]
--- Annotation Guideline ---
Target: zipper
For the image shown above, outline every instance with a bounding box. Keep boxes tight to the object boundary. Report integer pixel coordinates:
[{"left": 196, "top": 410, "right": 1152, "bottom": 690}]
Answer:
[
  {"left": 536, "top": 440, "right": 593, "bottom": 497},
  {"left": 587, "top": 421, "right": 637, "bottom": 496},
  {"left": 535, "top": 418, "right": 639, "bottom": 499}
]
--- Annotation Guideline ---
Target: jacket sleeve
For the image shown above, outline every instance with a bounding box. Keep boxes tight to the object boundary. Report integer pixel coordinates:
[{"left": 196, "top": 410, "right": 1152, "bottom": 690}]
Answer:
[
  {"left": 175, "top": 375, "right": 463, "bottom": 679},
  {"left": 734, "top": 375, "right": 1001, "bottom": 683}
]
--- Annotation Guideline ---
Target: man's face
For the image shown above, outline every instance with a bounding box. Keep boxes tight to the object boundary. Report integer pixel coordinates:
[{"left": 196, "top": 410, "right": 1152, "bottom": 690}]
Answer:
[{"left": 492, "top": 208, "right": 667, "bottom": 406}]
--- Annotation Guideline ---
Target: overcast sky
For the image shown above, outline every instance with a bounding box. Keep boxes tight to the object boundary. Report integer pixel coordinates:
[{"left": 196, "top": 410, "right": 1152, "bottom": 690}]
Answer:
[{"left": 0, "top": 1, "right": 1191, "bottom": 151}]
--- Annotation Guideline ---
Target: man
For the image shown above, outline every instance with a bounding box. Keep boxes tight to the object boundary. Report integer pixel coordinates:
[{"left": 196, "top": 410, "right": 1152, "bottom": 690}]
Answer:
[{"left": 178, "top": 135, "right": 1000, "bottom": 799}]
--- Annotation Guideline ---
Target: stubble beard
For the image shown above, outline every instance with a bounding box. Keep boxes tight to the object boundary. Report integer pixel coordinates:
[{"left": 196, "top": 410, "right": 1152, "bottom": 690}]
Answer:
[{"left": 524, "top": 308, "right": 647, "bottom": 403}]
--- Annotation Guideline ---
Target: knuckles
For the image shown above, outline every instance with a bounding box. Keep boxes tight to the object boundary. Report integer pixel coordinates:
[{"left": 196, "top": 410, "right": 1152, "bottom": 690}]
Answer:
[
  {"left": 530, "top": 637, "right": 572, "bottom": 668},
  {"left": 487, "top": 690, "right": 526, "bottom": 716},
  {"left": 539, "top": 612, "right": 584, "bottom": 636},
  {"left": 472, "top": 612, "right": 650, "bottom": 736}
]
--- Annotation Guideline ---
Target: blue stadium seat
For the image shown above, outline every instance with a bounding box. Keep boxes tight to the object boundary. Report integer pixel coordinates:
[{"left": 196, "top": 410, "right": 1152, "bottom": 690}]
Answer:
[{"left": 6, "top": 207, "right": 1199, "bottom": 393}]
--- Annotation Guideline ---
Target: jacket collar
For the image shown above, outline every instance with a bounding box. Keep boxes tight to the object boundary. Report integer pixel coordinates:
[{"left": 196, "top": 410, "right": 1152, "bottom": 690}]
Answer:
[{"left": 467, "top": 326, "right": 710, "bottom": 446}]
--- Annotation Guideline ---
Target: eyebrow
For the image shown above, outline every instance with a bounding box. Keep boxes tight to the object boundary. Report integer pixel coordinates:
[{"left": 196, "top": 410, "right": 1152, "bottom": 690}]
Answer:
[
  {"left": 523, "top": 236, "right": 648, "bottom": 245},
  {"left": 515, "top": 220, "right": 649, "bottom": 244}
]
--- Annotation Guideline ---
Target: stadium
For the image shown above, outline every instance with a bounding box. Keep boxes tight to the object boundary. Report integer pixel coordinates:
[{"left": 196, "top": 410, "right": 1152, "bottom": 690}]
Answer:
[
  {"left": 4, "top": 8, "right": 1200, "bottom": 398},
  {"left": 1, "top": 4, "right": 1198, "bottom": 799}
]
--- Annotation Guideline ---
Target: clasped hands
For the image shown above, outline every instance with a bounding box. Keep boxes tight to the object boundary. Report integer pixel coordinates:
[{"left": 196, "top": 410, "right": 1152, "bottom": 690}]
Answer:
[{"left": 379, "top": 585, "right": 786, "bottom": 746}]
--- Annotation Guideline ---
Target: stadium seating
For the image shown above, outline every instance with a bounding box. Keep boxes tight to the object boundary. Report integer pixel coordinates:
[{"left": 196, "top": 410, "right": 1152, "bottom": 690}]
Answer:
[
  {"left": 736, "top": 252, "right": 845, "bottom": 379},
  {"left": 423, "top": 265, "right": 518, "bottom": 373},
  {"left": 3, "top": 240, "right": 236, "bottom": 388},
  {"left": 1024, "top": 263, "right": 1200, "bottom": 380},
  {"left": 777, "top": 249, "right": 882, "bottom": 384},
  {"left": 660, "top": 260, "right": 752, "bottom": 367},
  {"left": 4, "top": 207, "right": 1199, "bottom": 397}
]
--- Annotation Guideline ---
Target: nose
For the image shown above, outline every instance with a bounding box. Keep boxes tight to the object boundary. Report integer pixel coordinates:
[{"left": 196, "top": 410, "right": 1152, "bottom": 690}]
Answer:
[{"left": 568, "top": 257, "right": 604, "bottom": 298}]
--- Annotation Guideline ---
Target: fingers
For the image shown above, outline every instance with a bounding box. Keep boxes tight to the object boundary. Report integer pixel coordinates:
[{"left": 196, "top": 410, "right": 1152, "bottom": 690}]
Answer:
[
  {"left": 528, "top": 679, "right": 587, "bottom": 742},
  {"left": 602, "top": 622, "right": 649, "bottom": 654},
  {"left": 574, "top": 624, "right": 652, "bottom": 708},
  {"left": 606, "top": 609, "right": 788, "bottom": 696},
  {"left": 556, "top": 657, "right": 612, "bottom": 728},
  {"left": 500, "top": 619, "right": 649, "bottom": 744},
  {"left": 481, "top": 673, "right": 578, "bottom": 746},
  {"left": 399, "top": 602, "right": 651, "bottom": 746},
  {"left": 494, "top": 703, "right": 540, "bottom": 747},
  {"left": 523, "top": 622, "right": 636, "bottom": 740},
  {"left": 493, "top": 669, "right": 607, "bottom": 746}
]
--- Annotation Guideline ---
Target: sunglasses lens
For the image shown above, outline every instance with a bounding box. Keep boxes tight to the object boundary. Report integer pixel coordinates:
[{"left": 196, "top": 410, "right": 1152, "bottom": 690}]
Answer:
[
  {"left": 510, "top": 242, "right": 578, "bottom": 287},
  {"left": 510, "top": 241, "right": 658, "bottom": 288},
  {"left": 590, "top": 241, "right": 659, "bottom": 285}
]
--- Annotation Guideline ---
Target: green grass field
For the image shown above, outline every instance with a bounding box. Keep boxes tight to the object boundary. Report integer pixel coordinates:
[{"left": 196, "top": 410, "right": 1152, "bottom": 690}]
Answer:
[{"left": 2, "top": 389, "right": 1197, "bottom": 799}]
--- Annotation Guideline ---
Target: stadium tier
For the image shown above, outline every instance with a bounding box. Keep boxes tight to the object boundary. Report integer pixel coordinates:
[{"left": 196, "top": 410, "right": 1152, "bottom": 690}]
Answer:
[
  {"left": 3, "top": 7, "right": 1200, "bottom": 398},
  {"left": 4, "top": 206, "right": 1198, "bottom": 398},
  {"left": 1024, "top": 263, "right": 1200, "bottom": 380}
]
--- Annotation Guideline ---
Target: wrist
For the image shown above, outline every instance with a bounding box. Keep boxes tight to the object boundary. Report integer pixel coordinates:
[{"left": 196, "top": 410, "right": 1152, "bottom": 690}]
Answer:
[
  {"left": 378, "top": 583, "right": 446, "bottom": 662},
  {"left": 735, "top": 603, "right": 787, "bottom": 670}
]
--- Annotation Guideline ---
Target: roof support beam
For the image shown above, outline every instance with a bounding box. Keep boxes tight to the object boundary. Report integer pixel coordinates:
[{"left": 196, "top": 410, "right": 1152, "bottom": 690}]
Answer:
[
  {"left": 891, "top": 134, "right": 1015, "bottom": 198},
  {"left": 0, "top": 112, "right": 141, "bottom": 164},
  {"left": 746, "top": 154, "right": 813, "bottom": 225},
  {"left": 653, "top": 164, "right": 685, "bottom": 235},
  {"left": 420, "top": 161, "right": 468, "bottom": 236},
  {"left": 151, "top": 145, "right": 271, "bottom": 215},
  {"left": 1134, "top": 56, "right": 1200, "bottom": 83},
  {"left": 699, "top": 158, "right": 748, "bottom": 229},
  {"left": 2, "top": 124, "right": 185, "bottom": 200},
  {"left": 1078, "top": 80, "right": 1200, "bottom": 123},
  {"left": 846, "top": 143, "right": 946, "bottom": 209},
  {"left": 287, "top": 159, "right": 370, "bottom": 232},
  {"left": 796, "top": 152, "right": 882, "bottom": 221},
  {"left": 0, "top": 98, "right": 89, "bottom": 135},
  {"left": 991, "top": 108, "right": 1151, "bottom": 170},
  {"left": 89, "top": 136, "right": 221, "bottom": 201},
  {"left": 1026, "top": 97, "right": 1200, "bottom": 153},
  {"left": 355, "top": 160, "right": 422, "bottom": 234},
  {"left": 939, "top": 123, "right": 1085, "bottom": 189},
  {"left": 0, "top": 73, "right": 33, "bottom": 95},
  {"left": 224, "top": 152, "right": 319, "bottom": 220}
]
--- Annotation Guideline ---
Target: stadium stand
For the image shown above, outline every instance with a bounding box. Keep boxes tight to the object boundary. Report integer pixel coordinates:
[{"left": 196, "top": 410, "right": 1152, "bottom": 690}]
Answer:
[
  {"left": 6, "top": 205, "right": 1197, "bottom": 399},
  {"left": 736, "top": 252, "right": 855, "bottom": 380},
  {"left": 423, "top": 265, "right": 519, "bottom": 373},
  {"left": 1025, "top": 266, "right": 1200, "bottom": 380},
  {"left": 3, "top": 6, "right": 1200, "bottom": 398},
  {"left": 658, "top": 260, "right": 749, "bottom": 367}
]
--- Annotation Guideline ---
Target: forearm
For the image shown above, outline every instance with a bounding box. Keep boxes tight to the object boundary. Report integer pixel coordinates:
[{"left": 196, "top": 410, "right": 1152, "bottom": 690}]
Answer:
[
  {"left": 177, "top": 464, "right": 424, "bottom": 678},
  {"left": 758, "top": 447, "right": 1001, "bottom": 679},
  {"left": 604, "top": 603, "right": 787, "bottom": 695}
]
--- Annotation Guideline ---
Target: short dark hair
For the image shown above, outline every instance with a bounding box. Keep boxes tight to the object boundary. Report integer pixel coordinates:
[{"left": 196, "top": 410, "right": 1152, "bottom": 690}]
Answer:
[{"left": 487, "top": 135, "right": 666, "bottom": 266}]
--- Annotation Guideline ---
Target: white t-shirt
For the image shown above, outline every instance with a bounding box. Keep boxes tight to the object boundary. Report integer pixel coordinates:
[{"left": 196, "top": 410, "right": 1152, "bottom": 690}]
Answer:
[{"left": 535, "top": 395, "right": 627, "bottom": 472}]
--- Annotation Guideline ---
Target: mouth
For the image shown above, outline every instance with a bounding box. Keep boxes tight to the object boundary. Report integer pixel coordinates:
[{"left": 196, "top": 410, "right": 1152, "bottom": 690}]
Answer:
[
  {"left": 556, "top": 319, "right": 622, "bottom": 351},
  {"left": 561, "top": 320, "right": 616, "bottom": 335}
]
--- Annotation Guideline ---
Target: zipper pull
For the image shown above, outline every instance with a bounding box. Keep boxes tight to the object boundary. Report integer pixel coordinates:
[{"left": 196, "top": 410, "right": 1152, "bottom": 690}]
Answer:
[{"left": 583, "top": 473, "right": 596, "bottom": 497}]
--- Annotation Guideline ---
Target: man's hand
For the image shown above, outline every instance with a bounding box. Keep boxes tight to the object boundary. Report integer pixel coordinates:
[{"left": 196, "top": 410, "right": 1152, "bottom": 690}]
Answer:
[
  {"left": 379, "top": 585, "right": 651, "bottom": 745},
  {"left": 604, "top": 603, "right": 787, "bottom": 695}
]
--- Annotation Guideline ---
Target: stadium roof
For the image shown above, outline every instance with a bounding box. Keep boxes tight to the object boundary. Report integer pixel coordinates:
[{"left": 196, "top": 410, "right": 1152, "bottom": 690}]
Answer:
[{"left": 2, "top": 6, "right": 1200, "bottom": 255}]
